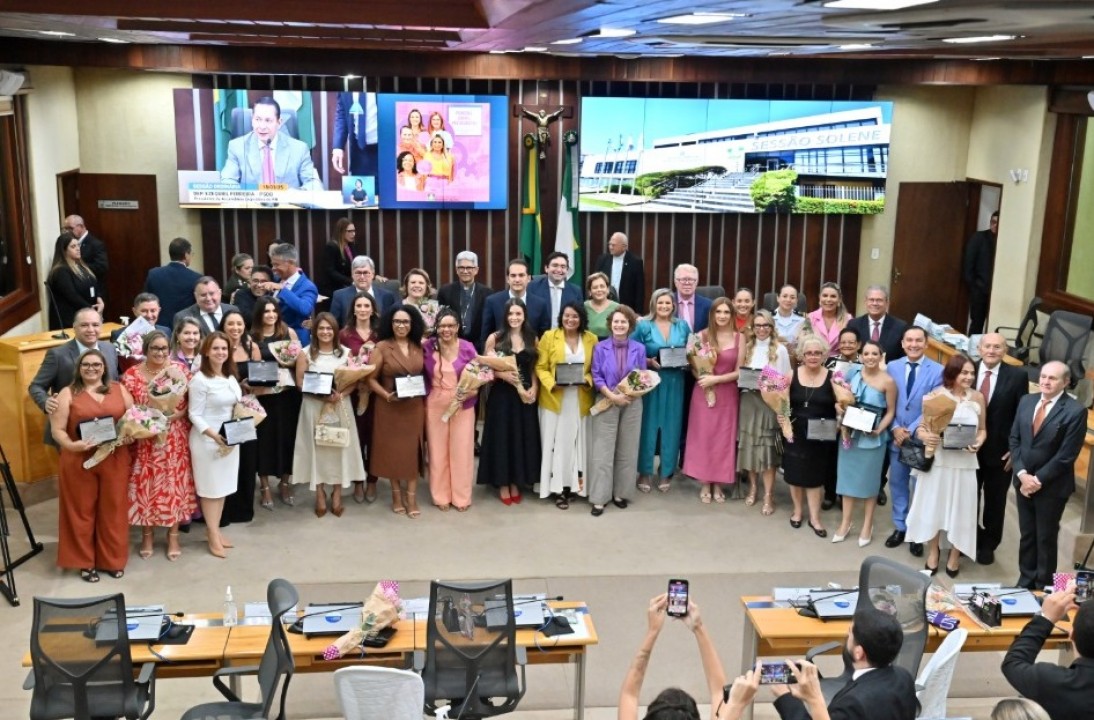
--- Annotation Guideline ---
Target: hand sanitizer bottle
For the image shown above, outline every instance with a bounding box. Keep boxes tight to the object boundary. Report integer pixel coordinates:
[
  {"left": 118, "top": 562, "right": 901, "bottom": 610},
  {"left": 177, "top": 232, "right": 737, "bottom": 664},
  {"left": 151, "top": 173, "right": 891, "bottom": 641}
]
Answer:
[{"left": 223, "top": 586, "right": 238, "bottom": 627}]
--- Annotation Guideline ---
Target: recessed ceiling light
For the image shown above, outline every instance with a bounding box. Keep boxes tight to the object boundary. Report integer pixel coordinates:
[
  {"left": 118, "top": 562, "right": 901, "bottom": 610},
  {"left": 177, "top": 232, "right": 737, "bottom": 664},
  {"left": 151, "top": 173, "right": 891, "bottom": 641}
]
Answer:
[
  {"left": 523, "top": 46, "right": 547, "bottom": 52},
  {"left": 942, "top": 35, "right": 1017, "bottom": 44},
  {"left": 39, "top": 30, "right": 75, "bottom": 37},
  {"left": 551, "top": 38, "right": 583, "bottom": 45},
  {"left": 594, "top": 28, "right": 636, "bottom": 38},
  {"left": 657, "top": 13, "right": 746, "bottom": 25},
  {"left": 824, "top": 0, "right": 938, "bottom": 9},
  {"left": 839, "top": 43, "right": 875, "bottom": 50},
  {"left": 99, "top": 37, "right": 128, "bottom": 44},
  {"left": 489, "top": 50, "right": 508, "bottom": 54}
]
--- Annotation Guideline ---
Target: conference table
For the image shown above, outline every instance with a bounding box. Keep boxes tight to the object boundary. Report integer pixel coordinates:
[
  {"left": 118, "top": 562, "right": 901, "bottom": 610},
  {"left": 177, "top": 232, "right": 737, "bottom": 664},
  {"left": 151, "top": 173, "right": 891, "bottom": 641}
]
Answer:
[{"left": 737, "top": 594, "right": 1073, "bottom": 720}]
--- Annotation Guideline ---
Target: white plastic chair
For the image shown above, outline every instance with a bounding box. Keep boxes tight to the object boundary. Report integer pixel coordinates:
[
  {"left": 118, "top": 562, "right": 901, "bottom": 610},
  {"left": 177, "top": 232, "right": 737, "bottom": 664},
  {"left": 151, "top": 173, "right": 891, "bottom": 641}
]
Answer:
[
  {"left": 914, "top": 628, "right": 968, "bottom": 719},
  {"left": 333, "top": 666, "right": 424, "bottom": 720}
]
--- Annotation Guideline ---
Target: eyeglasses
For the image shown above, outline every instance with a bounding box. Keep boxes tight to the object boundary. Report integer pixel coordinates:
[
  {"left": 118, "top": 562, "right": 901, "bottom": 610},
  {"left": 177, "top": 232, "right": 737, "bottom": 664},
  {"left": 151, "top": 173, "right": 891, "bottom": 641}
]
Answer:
[
  {"left": 80, "top": 362, "right": 104, "bottom": 369},
  {"left": 392, "top": 319, "right": 411, "bottom": 325},
  {"left": 675, "top": 277, "right": 697, "bottom": 284},
  {"left": 753, "top": 323, "right": 772, "bottom": 329},
  {"left": 456, "top": 266, "right": 477, "bottom": 271},
  {"left": 147, "top": 346, "right": 170, "bottom": 353},
  {"left": 803, "top": 351, "right": 825, "bottom": 357}
]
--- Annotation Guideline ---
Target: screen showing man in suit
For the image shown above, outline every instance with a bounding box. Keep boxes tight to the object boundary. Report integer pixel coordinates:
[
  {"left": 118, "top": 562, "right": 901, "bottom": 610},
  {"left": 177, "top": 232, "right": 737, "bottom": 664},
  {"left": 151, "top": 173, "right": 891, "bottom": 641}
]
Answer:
[{"left": 220, "top": 96, "right": 323, "bottom": 191}]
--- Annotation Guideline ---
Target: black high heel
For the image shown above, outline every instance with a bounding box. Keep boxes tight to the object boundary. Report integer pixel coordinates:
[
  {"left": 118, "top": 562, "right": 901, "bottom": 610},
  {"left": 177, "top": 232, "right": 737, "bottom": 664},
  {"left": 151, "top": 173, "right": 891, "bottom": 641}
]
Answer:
[{"left": 924, "top": 562, "right": 939, "bottom": 576}]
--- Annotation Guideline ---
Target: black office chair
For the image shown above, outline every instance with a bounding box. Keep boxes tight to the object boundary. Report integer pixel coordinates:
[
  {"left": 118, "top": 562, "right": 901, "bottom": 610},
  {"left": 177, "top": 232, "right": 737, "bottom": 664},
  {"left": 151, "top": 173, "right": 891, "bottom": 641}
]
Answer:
[
  {"left": 229, "top": 107, "right": 300, "bottom": 140},
  {"left": 26, "top": 593, "right": 156, "bottom": 720},
  {"left": 417, "top": 579, "right": 527, "bottom": 719},
  {"left": 696, "top": 284, "right": 726, "bottom": 300},
  {"left": 804, "top": 556, "right": 931, "bottom": 702},
  {"left": 995, "top": 296, "right": 1041, "bottom": 361},
  {"left": 761, "top": 290, "right": 808, "bottom": 314},
  {"left": 1021, "top": 309, "right": 1092, "bottom": 389},
  {"left": 180, "top": 578, "right": 299, "bottom": 720}
]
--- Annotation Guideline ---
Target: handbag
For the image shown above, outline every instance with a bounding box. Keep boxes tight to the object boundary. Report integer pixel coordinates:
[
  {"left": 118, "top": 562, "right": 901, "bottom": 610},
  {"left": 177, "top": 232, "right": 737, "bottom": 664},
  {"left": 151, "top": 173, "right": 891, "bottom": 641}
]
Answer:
[
  {"left": 898, "top": 436, "right": 934, "bottom": 472},
  {"left": 314, "top": 400, "right": 351, "bottom": 448}
]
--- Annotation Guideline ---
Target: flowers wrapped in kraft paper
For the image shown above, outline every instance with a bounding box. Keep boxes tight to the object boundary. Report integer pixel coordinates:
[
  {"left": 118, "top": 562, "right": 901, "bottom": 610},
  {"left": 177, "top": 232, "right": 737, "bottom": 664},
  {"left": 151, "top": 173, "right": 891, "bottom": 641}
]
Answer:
[
  {"left": 921, "top": 393, "right": 957, "bottom": 459},
  {"left": 686, "top": 333, "right": 718, "bottom": 408},
  {"left": 267, "top": 339, "right": 303, "bottom": 367},
  {"left": 758, "top": 366, "right": 793, "bottom": 443},
  {"left": 145, "top": 364, "right": 188, "bottom": 415},
  {"left": 830, "top": 370, "right": 857, "bottom": 448},
  {"left": 442, "top": 359, "right": 496, "bottom": 422},
  {"left": 336, "top": 347, "right": 377, "bottom": 417},
  {"left": 590, "top": 369, "right": 662, "bottom": 416},
  {"left": 322, "top": 581, "right": 403, "bottom": 660},
  {"left": 83, "top": 405, "right": 168, "bottom": 469}
]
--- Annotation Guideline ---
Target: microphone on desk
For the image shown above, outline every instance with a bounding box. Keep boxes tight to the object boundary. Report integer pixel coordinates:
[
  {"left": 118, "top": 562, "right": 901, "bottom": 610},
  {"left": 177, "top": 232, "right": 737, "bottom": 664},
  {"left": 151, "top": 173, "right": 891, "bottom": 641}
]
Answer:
[{"left": 42, "top": 281, "right": 69, "bottom": 339}]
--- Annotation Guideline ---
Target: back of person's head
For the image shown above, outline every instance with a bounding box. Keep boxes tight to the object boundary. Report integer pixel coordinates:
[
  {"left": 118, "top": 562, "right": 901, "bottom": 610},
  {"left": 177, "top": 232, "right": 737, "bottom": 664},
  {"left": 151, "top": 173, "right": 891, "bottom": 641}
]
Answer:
[
  {"left": 850, "top": 608, "right": 903, "bottom": 668},
  {"left": 992, "top": 697, "right": 1051, "bottom": 720},
  {"left": 168, "top": 237, "right": 192, "bottom": 261},
  {"left": 1072, "top": 599, "right": 1094, "bottom": 658},
  {"left": 643, "top": 688, "right": 700, "bottom": 720}
]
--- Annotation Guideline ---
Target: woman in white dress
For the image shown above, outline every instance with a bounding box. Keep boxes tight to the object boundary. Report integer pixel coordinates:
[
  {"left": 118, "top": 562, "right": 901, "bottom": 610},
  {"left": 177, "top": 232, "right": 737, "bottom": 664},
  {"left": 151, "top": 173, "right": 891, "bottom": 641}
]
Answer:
[
  {"left": 906, "top": 353, "right": 986, "bottom": 578},
  {"left": 188, "top": 331, "right": 242, "bottom": 558},
  {"left": 535, "top": 302, "right": 598, "bottom": 509},
  {"left": 292, "top": 312, "right": 366, "bottom": 518}
]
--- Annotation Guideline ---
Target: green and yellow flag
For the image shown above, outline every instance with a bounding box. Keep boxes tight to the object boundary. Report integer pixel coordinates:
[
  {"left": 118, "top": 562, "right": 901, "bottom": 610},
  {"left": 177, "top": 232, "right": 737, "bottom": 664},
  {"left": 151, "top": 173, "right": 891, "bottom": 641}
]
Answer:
[
  {"left": 519, "top": 133, "right": 542, "bottom": 271},
  {"left": 555, "top": 129, "right": 582, "bottom": 280}
]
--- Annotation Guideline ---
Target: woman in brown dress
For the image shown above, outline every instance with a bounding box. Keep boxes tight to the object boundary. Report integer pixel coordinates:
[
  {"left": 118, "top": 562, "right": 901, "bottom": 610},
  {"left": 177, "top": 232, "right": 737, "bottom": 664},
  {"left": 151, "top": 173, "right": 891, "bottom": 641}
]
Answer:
[
  {"left": 368, "top": 305, "right": 426, "bottom": 518},
  {"left": 51, "top": 348, "right": 135, "bottom": 582}
]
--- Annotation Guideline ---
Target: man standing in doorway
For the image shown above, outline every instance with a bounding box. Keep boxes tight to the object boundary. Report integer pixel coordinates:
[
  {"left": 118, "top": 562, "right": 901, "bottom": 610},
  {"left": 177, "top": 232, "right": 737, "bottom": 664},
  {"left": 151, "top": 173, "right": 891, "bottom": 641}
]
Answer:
[
  {"left": 63, "top": 215, "right": 108, "bottom": 303},
  {"left": 963, "top": 210, "right": 998, "bottom": 335}
]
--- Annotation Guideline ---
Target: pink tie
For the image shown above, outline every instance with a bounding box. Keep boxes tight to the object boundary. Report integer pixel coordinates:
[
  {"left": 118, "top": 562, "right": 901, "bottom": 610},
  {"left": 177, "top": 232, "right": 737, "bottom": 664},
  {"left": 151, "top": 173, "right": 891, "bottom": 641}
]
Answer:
[
  {"left": 261, "top": 141, "right": 274, "bottom": 185},
  {"left": 681, "top": 300, "right": 693, "bottom": 329},
  {"left": 871, "top": 321, "right": 880, "bottom": 342}
]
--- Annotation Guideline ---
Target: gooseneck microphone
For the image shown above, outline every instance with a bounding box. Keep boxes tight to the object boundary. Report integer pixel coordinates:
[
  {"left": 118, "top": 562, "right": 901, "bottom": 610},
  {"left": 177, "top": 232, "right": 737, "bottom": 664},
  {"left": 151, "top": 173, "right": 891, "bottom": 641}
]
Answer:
[{"left": 43, "top": 280, "right": 69, "bottom": 339}]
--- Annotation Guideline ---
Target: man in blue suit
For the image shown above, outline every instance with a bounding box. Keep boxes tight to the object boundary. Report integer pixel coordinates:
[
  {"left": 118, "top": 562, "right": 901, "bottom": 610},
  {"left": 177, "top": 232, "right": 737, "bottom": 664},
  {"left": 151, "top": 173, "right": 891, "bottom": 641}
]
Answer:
[
  {"left": 220, "top": 97, "right": 323, "bottom": 191},
  {"left": 884, "top": 325, "right": 944, "bottom": 556},
  {"left": 527, "top": 251, "right": 583, "bottom": 329},
  {"left": 144, "top": 237, "right": 203, "bottom": 327},
  {"left": 673, "top": 263, "right": 711, "bottom": 332},
  {"left": 330, "top": 91, "right": 377, "bottom": 179},
  {"left": 480, "top": 258, "right": 551, "bottom": 346},
  {"left": 264, "top": 243, "right": 318, "bottom": 345},
  {"left": 329, "top": 255, "right": 396, "bottom": 328}
]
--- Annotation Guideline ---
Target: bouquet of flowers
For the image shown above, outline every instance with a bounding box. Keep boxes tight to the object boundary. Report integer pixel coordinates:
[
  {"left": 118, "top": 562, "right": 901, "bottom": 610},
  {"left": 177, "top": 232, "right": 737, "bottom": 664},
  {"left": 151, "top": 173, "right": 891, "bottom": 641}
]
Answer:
[
  {"left": 83, "top": 405, "right": 168, "bottom": 469},
  {"left": 328, "top": 349, "right": 377, "bottom": 417},
  {"left": 442, "top": 360, "right": 495, "bottom": 422},
  {"left": 268, "top": 339, "right": 303, "bottom": 367},
  {"left": 921, "top": 392, "right": 957, "bottom": 459},
  {"left": 590, "top": 369, "right": 662, "bottom": 416},
  {"left": 686, "top": 332, "right": 718, "bottom": 408},
  {"left": 476, "top": 353, "right": 520, "bottom": 386},
  {"left": 233, "top": 394, "right": 267, "bottom": 427},
  {"left": 114, "top": 317, "right": 155, "bottom": 360},
  {"left": 830, "top": 370, "right": 857, "bottom": 448},
  {"left": 322, "top": 580, "right": 403, "bottom": 660},
  {"left": 146, "top": 364, "right": 188, "bottom": 415},
  {"left": 413, "top": 298, "right": 441, "bottom": 333},
  {"left": 758, "top": 366, "right": 794, "bottom": 443}
]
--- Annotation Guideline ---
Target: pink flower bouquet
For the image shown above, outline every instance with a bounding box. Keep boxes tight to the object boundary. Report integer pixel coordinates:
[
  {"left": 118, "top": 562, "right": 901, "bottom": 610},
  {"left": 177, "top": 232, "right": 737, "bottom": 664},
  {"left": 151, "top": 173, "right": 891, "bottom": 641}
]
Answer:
[
  {"left": 686, "top": 332, "right": 718, "bottom": 408},
  {"left": 83, "top": 405, "right": 168, "bottom": 469},
  {"left": 267, "top": 339, "right": 303, "bottom": 367},
  {"left": 413, "top": 298, "right": 440, "bottom": 333},
  {"left": 146, "top": 364, "right": 189, "bottom": 415},
  {"left": 114, "top": 317, "right": 155, "bottom": 360},
  {"left": 322, "top": 580, "right": 403, "bottom": 660},
  {"left": 758, "top": 366, "right": 794, "bottom": 443},
  {"left": 233, "top": 394, "right": 268, "bottom": 427},
  {"left": 442, "top": 359, "right": 495, "bottom": 422},
  {"left": 830, "top": 371, "right": 857, "bottom": 448},
  {"left": 590, "top": 369, "right": 662, "bottom": 416}
]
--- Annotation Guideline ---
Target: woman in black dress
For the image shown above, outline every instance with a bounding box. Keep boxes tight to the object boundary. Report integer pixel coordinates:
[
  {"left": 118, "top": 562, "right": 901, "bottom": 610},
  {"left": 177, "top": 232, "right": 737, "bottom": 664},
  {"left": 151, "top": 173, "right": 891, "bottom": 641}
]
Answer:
[
  {"left": 46, "top": 232, "right": 103, "bottom": 330},
  {"left": 780, "top": 335, "right": 838, "bottom": 538},
  {"left": 319, "top": 218, "right": 355, "bottom": 301},
  {"left": 220, "top": 309, "right": 261, "bottom": 524},
  {"left": 476, "top": 298, "right": 541, "bottom": 504},
  {"left": 250, "top": 297, "right": 302, "bottom": 507}
]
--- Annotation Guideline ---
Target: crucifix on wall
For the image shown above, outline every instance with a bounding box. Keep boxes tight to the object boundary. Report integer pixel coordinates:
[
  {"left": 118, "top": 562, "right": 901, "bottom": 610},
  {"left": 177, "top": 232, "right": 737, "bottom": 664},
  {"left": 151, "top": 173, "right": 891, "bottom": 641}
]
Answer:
[{"left": 516, "top": 105, "right": 571, "bottom": 158}]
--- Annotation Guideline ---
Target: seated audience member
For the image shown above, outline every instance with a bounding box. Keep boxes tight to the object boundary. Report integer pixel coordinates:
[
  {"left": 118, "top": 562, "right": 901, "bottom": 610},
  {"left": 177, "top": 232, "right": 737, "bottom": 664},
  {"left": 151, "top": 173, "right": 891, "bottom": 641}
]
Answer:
[
  {"left": 729, "top": 607, "right": 917, "bottom": 720},
  {"left": 618, "top": 594, "right": 728, "bottom": 720},
  {"left": 991, "top": 699, "right": 1051, "bottom": 720},
  {"left": 1002, "top": 582, "right": 1094, "bottom": 720}
]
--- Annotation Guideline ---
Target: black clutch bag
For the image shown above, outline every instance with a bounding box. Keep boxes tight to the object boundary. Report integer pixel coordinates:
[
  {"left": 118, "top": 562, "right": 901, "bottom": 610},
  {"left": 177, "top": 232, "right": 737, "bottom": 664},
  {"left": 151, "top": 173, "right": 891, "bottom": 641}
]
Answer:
[{"left": 898, "top": 437, "right": 934, "bottom": 472}]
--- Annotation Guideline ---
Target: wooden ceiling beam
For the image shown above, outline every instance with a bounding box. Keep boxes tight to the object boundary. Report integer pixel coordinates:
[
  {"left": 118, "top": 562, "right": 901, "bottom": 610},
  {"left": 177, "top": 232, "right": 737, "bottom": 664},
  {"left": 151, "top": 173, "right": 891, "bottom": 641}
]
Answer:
[
  {"left": 187, "top": 34, "right": 449, "bottom": 50},
  {"left": 117, "top": 20, "right": 461, "bottom": 43}
]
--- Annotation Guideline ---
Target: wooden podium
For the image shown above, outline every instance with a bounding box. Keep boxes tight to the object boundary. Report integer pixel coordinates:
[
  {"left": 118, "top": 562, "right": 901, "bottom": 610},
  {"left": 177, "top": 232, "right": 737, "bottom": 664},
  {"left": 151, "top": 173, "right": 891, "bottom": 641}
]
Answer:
[{"left": 0, "top": 324, "right": 120, "bottom": 485}]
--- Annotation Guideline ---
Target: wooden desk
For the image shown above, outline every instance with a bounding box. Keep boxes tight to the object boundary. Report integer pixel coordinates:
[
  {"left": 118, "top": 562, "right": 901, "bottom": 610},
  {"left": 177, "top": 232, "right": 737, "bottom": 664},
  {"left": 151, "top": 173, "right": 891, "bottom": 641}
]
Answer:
[
  {"left": 0, "top": 323, "right": 121, "bottom": 484},
  {"left": 926, "top": 336, "right": 1022, "bottom": 367}
]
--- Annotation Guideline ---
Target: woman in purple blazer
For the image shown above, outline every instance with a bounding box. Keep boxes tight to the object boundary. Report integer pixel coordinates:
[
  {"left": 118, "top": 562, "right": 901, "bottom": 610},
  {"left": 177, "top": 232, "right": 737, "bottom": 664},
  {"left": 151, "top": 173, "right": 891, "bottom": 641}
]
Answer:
[
  {"left": 423, "top": 307, "right": 479, "bottom": 512},
  {"left": 589, "top": 306, "right": 647, "bottom": 516}
]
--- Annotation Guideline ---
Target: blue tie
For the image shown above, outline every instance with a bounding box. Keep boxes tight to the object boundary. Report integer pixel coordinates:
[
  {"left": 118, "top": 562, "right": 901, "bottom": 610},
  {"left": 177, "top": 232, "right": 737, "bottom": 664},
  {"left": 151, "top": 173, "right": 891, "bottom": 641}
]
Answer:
[{"left": 906, "top": 362, "right": 918, "bottom": 396}]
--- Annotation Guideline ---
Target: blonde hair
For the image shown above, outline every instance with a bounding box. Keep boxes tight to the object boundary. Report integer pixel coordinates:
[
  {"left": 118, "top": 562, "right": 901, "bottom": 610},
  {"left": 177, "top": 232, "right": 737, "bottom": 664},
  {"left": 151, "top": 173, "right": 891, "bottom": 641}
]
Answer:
[
  {"left": 797, "top": 335, "right": 830, "bottom": 363},
  {"left": 744, "top": 309, "right": 782, "bottom": 365},
  {"left": 991, "top": 699, "right": 1050, "bottom": 720}
]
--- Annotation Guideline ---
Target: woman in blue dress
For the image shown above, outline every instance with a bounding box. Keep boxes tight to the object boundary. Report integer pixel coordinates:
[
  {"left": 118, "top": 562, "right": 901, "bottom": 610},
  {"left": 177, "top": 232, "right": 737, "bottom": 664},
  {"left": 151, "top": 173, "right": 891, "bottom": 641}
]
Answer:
[
  {"left": 631, "top": 288, "right": 690, "bottom": 492},
  {"left": 834, "top": 340, "right": 897, "bottom": 547}
]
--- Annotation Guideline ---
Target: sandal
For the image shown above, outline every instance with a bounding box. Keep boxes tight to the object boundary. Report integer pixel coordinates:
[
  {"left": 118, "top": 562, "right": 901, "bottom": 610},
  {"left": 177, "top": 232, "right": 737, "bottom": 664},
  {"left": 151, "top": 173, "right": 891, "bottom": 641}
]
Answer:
[
  {"left": 455, "top": 505, "right": 471, "bottom": 512},
  {"left": 139, "top": 528, "right": 154, "bottom": 559},
  {"left": 166, "top": 530, "right": 182, "bottom": 562},
  {"left": 278, "top": 481, "right": 295, "bottom": 507},
  {"left": 657, "top": 479, "right": 671, "bottom": 493},
  {"left": 259, "top": 484, "right": 274, "bottom": 511},
  {"left": 745, "top": 488, "right": 758, "bottom": 507},
  {"left": 762, "top": 494, "right": 775, "bottom": 516},
  {"left": 80, "top": 568, "right": 100, "bottom": 583},
  {"left": 555, "top": 495, "right": 570, "bottom": 510},
  {"left": 104, "top": 569, "right": 124, "bottom": 579},
  {"left": 713, "top": 489, "right": 726, "bottom": 503},
  {"left": 637, "top": 475, "right": 652, "bottom": 493},
  {"left": 700, "top": 489, "right": 712, "bottom": 504}
]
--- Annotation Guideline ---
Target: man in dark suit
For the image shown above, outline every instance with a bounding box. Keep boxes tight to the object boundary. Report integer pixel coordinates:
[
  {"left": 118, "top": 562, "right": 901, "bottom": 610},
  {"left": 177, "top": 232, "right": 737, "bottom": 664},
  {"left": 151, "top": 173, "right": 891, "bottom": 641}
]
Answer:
[
  {"left": 63, "top": 214, "right": 108, "bottom": 302},
  {"left": 846, "top": 285, "right": 907, "bottom": 362},
  {"left": 144, "top": 237, "right": 203, "bottom": 326},
  {"left": 974, "top": 332, "right": 1029, "bottom": 565},
  {"left": 963, "top": 210, "right": 998, "bottom": 335},
  {"left": 108, "top": 292, "right": 172, "bottom": 342},
  {"left": 480, "top": 258, "right": 551, "bottom": 345},
  {"left": 437, "top": 250, "right": 492, "bottom": 351},
  {"left": 527, "top": 251, "right": 583, "bottom": 329},
  {"left": 330, "top": 91, "right": 377, "bottom": 178},
  {"left": 594, "top": 231, "right": 645, "bottom": 311},
  {"left": 329, "top": 255, "right": 397, "bottom": 328},
  {"left": 770, "top": 608, "right": 918, "bottom": 720},
  {"left": 173, "top": 277, "right": 239, "bottom": 339},
  {"left": 264, "top": 242, "right": 318, "bottom": 345},
  {"left": 673, "top": 263, "right": 712, "bottom": 332},
  {"left": 28, "top": 308, "right": 119, "bottom": 448},
  {"left": 1002, "top": 581, "right": 1094, "bottom": 719},
  {"left": 1008, "top": 360, "right": 1087, "bottom": 589}
]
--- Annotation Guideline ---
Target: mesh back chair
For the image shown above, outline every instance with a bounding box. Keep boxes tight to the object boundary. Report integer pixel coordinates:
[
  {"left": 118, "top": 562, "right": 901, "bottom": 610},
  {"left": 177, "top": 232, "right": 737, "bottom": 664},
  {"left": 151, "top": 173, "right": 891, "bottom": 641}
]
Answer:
[
  {"left": 996, "top": 297, "right": 1041, "bottom": 361},
  {"left": 915, "top": 628, "right": 968, "bottom": 720},
  {"left": 417, "top": 579, "right": 527, "bottom": 719},
  {"left": 696, "top": 285, "right": 725, "bottom": 300},
  {"left": 180, "top": 578, "right": 299, "bottom": 720},
  {"left": 1024, "top": 310, "right": 1092, "bottom": 388},
  {"left": 26, "top": 593, "right": 156, "bottom": 720},
  {"left": 333, "top": 666, "right": 424, "bottom": 720},
  {"left": 805, "top": 556, "right": 931, "bottom": 702}
]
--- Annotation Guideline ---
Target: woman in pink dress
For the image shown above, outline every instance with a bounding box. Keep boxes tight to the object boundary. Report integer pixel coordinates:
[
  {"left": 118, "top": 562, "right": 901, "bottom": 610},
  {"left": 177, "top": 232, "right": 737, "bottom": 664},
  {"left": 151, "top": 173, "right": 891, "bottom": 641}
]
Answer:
[
  {"left": 682, "top": 298, "right": 743, "bottom": 501},
  {"left": 806, "top": 281, "right": 850, "bottom": 357},
  {"left": 122, "top": 330, "right": 196, "bottom": 562}
]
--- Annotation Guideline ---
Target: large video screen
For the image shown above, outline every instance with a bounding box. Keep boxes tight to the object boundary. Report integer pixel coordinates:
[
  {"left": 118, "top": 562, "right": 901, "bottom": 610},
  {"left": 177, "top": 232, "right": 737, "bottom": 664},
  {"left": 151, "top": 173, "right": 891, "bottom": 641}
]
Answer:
[
  {"left": 579, "top": 98, "right": 893, "bottom": 214},
  {"left": 173, "top": 89, "right": 382, "bottom": 210},
  {"left": 375, "top": 94, "right": 509, "bottom": 210}
]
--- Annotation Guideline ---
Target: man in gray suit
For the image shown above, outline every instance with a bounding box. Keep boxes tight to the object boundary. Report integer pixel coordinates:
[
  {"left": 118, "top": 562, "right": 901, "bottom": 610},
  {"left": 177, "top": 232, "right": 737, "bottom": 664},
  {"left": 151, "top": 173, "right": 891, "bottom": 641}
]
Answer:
[
  {"left": 173, "top": 277, "right": 239, "bottom": 338},
  {"left": 220, "top": 96, "right": 323, "bottom": 191},
  {"left": 28, "top": 307, "right": 119, "bottom": 448},
  {"left": 1009, "top": 360, "right": 1088, "bottom": 589}
]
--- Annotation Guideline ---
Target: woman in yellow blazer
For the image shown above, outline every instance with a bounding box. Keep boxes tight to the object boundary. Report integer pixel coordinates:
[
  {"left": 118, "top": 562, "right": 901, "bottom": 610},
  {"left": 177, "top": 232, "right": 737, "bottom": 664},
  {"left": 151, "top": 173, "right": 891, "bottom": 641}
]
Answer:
[{"left": 536, "top": 301, "right": 598, "bottom": 509}]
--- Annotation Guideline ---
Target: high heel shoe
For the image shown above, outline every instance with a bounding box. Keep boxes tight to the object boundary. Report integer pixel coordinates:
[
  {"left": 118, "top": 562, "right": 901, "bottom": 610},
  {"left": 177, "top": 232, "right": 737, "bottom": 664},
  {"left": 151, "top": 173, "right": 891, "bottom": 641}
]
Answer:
[
  {"left": 924, "top": 562, "right": 938, "bottom": 576},
  {"left": 331, "top": 495, "right": 345, "bottom": 517},
  {"left": 259, "top": 484, "right": 274, "bottom": 511},
  {"left": 405, "top": 481, "right": 421, "bottom": 519},
  {"left": 139, "top": 528, "right": 154, "bottom": 559},
  {"left": 315, "top": 491, "right": 328, "bottom": 518},
  {"left": 832, "top": 524, "right": 854, "bottom": 543},
  {"left": 945, "top": 563, "right": 960, "bottom": 578},
  {"left": 278, "top": 481, "right": 295, "bottom": 506},
  {"left": 391, "top": 481, "right": 407, "bottom": 515},
  {"left": 166, "top": 530, "right": 182, "bottom": 561},
  {"left": 858, "top": 528, "right": 873, "bottom": 547}
]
